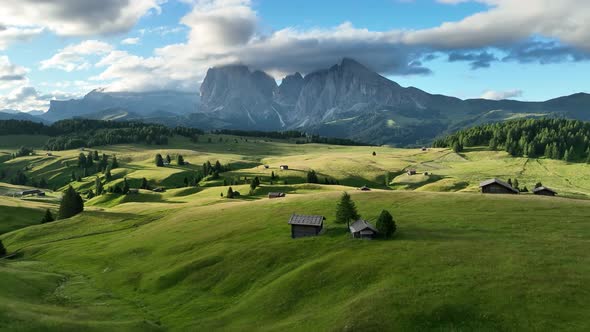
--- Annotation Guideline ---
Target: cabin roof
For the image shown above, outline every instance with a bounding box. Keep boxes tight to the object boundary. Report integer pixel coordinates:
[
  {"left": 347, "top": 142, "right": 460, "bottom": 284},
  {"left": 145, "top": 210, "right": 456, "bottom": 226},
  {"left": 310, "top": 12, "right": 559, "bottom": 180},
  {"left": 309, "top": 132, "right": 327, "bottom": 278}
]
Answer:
[
  {"left": 479, "top": 178, "right": 519, "bottom": 193},
  {"left": 533, "top": 186, "right": 557, "bottom": 194},
  {"left": 359, "top": 185, "right": 370, "bottom": 191},
  {"left": 349, "top": 219, "right": 378, "bottom": 233},
  {"left": 269, "top": 192, "right": 285, "bottom": 197},
  {"left": 288, "top": 214, "right": 324, "bottom": 226}
]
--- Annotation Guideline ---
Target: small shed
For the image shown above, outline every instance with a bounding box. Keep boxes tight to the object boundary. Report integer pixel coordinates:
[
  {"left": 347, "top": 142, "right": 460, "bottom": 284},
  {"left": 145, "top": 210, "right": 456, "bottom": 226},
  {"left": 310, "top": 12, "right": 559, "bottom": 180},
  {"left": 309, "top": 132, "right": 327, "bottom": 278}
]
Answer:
[
  {"left": 349, "top": 219, "right": 378, "bottom": 239},
  {"left": 421, "top": 147, "right": 427, "bottom": 151},
  {"left": 480, "top": 178, "right": 519, "bottom": 194},
  {"left": 46, "top": 152, "right": 53, "bottom": 156},
  {"left": 152, "top": 187, "right": 165, "bottom": 193},
  {"left": 264, "top": 165, "right": 270, "bottom": 169},
  {"left": 16, "top": 189, "right": 43, "bottom": 197},
  {"left": 288, "top": 214, "right": 324, "bottom": 238},
  {"left": 358, "top": 185, "right": 371, "bottom": 191},
  {"left": 407, "top": 169, "right": 417, "bottom": 176},
  {"left": 269, "top": 192, "right": 286, "bottom": 199},
  {"left": 280, "top": 165, "right": 289, "bottom": 170},
  {"left": 533, "top": 186, "right": 557, "bottom": 196}
]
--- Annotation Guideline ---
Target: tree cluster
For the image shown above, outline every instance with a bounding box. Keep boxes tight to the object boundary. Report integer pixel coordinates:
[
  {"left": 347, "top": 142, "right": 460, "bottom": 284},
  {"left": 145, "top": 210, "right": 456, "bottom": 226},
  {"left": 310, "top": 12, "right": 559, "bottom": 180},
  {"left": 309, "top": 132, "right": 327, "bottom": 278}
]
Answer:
[{"left": 433, "top": 118, "right": 590, "bottom": 162}]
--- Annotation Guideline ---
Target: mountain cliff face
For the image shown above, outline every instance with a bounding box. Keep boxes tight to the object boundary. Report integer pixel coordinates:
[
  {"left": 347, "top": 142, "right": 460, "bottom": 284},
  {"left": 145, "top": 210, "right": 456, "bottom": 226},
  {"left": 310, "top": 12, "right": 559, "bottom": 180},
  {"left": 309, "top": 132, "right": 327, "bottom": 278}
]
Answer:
[
  {"left": 43, "top": 90, "right": 199, "bottom": 122},
  {"left": 197, "top": 59, "right": 590, "bottom": 145}
]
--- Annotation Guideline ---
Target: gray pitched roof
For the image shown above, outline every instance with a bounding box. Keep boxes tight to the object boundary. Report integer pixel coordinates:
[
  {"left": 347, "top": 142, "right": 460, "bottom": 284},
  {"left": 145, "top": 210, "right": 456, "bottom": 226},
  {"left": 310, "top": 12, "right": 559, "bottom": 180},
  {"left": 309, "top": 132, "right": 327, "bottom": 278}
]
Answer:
[
  {"left": 269, "top": 192, "right": 285, "bottom": 197},
  {"left": 288, "top": 214, "right": 324, "bottom": 226},
  {"left": 479, "top": 178, "right": 519, "bottom": 193},
  {"left": 533, "top": 186, "right": 557, "bottom": 194},
  {"left": 349, "top": 219, "right": 378, "bottom": 233}
]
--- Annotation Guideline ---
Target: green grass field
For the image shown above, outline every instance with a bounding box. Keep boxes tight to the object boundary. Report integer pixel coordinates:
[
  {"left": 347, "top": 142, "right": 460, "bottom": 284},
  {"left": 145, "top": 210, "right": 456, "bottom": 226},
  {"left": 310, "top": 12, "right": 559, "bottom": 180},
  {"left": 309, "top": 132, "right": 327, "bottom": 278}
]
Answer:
[{"left": 1, "top": 135, "right": 590, "bottom": 331}]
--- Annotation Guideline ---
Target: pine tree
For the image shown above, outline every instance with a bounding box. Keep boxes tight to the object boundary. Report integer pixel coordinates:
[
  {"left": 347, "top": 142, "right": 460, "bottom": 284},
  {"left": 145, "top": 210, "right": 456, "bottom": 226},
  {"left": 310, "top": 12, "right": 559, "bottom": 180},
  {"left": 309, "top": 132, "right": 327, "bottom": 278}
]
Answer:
[
  {"left": 165, "top": 154, "right": 171, "bottom": 164},
  {"left": 535, "top": 182, "right": 543, "bottom": 189},
  {"left": 372, "top": 151, "right": 376, "bottom": 156},
  {"left": 177, "top": 155, "right": 185, "bottom": 166},
  {"left": 307, "top": 170, "right": 319, "bottom": 183},
  {"left": 122, "top": 178, "right": 130, "bottom": 194},
  {"left": 508, "top": 178, "right": 513, "bottom": 187},
  {"left": 77, "top": 153, "right": 87, "bottom": 168},
  {"left": 335, "top": 192, "right": 360, "bottom": 227},
  {"left": 271, "top": 171, "right": 275, "bottom": 180},
  {"left": 86, "top": 152, "right": 94, "bottom": 168},
  {"left": 86, "top": 190, "right": 95, "bottom": 199},
  {"left": 95, "top": 176, "right": 104, "bottom": 195},
  {"left": 155, "top": 154, "right": 164, "bottom": 167},
  {"left": 93, "top": 150, "right": 99, "bottom": 161},
  {"left": 58, "top": 186, "right": 84, "bottom": 219},
  {"left": 513, "top": 178, "right": 520, "bottom": 191},
  {"left": 227, "top": 187, "right": 234, "bottom": 199},
  {"left": 111, "top": 155, "right": 119, "bottom": 169},
  {"left": 105, "top": 167, "right": 112, "bottom": 182},
  {"left": 0, "top": 240, "right": 6, "bottom": 256},
  {"left": 40, "top": 209, "right": 55, "bottom": 224},
  {"left": 141, "top": 177, "right": 149, "bottom": 190},
  {"left": 376, "top": 210, "right": 396, "bottom": 238}
]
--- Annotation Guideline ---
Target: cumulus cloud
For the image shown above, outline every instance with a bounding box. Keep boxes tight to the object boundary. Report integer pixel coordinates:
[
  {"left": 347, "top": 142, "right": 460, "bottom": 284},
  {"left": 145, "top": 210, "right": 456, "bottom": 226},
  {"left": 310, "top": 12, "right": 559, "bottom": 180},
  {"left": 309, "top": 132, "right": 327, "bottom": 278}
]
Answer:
[
  {"left": 40, "top": 40, "right": 114, "bottom": 72},
  {"left": 0, "top": 85, "right": 81, "bottom": 111},
  {"left": 0, "top": 26, "right": 44, "bottom": 50},
  {"left": 121, "top": 37, "right": 141, "bottom": 45},
  {"left": 480, "top": 89, "right": 523, "bottom": 100},
  {"left": 91, "top": 0, "right": 590, "bottom": 92},
  {"left": 0, "top": 56, "right": 29, "bottom": 89},
  {"left": 0, "top": 0, "right": 163, "bottom": 36}
]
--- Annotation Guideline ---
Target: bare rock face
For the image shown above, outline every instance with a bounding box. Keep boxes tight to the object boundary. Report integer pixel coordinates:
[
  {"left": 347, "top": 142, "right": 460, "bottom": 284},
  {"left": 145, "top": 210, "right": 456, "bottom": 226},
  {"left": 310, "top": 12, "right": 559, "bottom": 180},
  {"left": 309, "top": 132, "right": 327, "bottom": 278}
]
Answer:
[{"left": 276, "top": 72, "right": 304, "bottom": 105}]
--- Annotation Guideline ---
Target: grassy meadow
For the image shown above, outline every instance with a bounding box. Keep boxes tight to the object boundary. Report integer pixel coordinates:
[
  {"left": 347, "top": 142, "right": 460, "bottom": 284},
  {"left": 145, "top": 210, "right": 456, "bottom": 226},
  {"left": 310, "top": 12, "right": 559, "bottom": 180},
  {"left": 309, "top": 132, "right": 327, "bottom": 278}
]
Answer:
[{"left": 1, "top": 134, "right": 590, "bottom": 331}]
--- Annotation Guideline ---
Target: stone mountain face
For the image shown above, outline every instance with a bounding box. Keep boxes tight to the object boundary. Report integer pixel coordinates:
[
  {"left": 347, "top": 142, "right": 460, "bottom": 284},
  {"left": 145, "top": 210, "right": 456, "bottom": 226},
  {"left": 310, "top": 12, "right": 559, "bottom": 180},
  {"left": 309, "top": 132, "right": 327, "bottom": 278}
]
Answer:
[
  {"left": 43, "top": 90, "right": 200, "bottom": 122},
  {"left": 197, "top": 58, "right": 590, "bottom": 145}
]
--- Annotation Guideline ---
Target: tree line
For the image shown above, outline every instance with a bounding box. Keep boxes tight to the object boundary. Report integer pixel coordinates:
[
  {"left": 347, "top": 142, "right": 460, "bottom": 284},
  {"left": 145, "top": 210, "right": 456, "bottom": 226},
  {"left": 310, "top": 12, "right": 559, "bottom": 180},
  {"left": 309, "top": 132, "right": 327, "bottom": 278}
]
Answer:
[{"left": 433, "top": 118, "right": 590, "bottom": 162}]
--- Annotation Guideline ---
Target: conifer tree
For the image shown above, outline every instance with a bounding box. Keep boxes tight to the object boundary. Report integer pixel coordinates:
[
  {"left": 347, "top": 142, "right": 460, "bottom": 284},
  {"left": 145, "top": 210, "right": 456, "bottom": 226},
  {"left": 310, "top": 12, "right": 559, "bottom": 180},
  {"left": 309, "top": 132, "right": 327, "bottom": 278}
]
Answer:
[
  {"left": 58, "top": 186, "right": 84, "bottom": 219},
  {"left": 177, "top": 155, "right": 185, "bottom": 166},
  {"left": 111, "top": 155, "right": 119, "bottom": 169},
  {"left": 95, "top": 176, "right": 104, "bottom": 195},
  {"left": 141, "top": 177, "right": 149, "bottom": 190},
  {"left": 227, "top": 187, "right": 234, "bottom": 199},
  {"left": 335, "top": 192, "right": 360, "bottom": 227},
  {"left": 0, "top": 240, "right": 6, "bottom": 256},
  {"left": 77, "top": 153, "right": 87, "bottom": 168},
  {"left": 93, "top": 150, "right": 99, "bottom": 161},
  {"left": 122, "top": 178, "right": 130, "bottom": 194},
  {"left": 307, "top": 170, "right": 319, "bottom": 183},
  {"left": 376, "top": 210, "right": 396, "bottom": 238},
  {"left": 86, "top": 152, "right": 94, "bottom": 168},
  {"left": 105, "top": 166, "right": 112, "bottom": 182},
  {"left": 165, "top": 154, "right": 171, "bottom": 164},
  {"left": 155, "top": 154, "right": 164, "bottom": 167},
  {"left": 41, "top": 209, "right": 55, "bottom": 224}
]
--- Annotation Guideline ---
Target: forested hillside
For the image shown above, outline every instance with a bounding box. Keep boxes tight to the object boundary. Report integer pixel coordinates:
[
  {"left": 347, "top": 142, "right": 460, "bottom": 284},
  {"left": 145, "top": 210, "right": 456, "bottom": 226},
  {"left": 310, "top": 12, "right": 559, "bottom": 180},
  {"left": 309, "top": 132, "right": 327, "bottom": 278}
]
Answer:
[{"left": 433, "top": 118, "right": 590, "bottom": 162}]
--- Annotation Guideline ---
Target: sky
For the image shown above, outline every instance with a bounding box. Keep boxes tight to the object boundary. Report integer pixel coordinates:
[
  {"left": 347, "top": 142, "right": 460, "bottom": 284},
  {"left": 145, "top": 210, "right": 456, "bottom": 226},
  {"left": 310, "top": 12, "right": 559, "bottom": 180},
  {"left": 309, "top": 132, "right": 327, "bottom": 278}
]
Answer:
[{"left": 1, "top": 0, "right": 589, "bottom": 112}]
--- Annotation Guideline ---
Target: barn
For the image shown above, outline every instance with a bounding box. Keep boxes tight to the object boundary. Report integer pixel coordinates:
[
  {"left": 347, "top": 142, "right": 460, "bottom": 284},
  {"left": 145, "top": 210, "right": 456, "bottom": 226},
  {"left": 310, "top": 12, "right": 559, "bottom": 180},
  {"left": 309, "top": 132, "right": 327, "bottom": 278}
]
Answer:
[
  {"left": 268, "top": 192, "right": 286, "bottom": 199},
  {"left": 280, "top": 165, "right": 289, "bottom": 170},
  {"left": 358, "top": 185, "right": 371, "bottom": 191},
  {"left": 533, "top": 186, "right": 557, "bottom": 196},
  {"left": 407, "top": 169, "right": 417, "bottom": 176},
  {"left": 349, "top": 219, "right": 378, "bottom": 239},
  {"left": 480, "top": 178, "right": 519, "bottom": 194},
  {"left": 288, "top": 214, "right": 324, "bottom": 238}
]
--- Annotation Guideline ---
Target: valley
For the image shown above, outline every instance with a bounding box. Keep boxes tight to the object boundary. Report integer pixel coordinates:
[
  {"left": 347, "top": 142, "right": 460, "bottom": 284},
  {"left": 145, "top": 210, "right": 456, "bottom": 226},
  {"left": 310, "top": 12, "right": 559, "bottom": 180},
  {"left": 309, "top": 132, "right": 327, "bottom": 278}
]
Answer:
[{"left": 1, "top": 132, "right": 590, "bottom": 330}]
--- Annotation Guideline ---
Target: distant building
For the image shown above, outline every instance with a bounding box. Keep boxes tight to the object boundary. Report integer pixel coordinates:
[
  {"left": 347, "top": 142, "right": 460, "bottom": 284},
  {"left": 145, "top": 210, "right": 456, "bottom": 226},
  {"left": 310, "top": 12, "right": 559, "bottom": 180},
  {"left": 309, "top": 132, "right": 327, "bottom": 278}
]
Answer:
[
  {"left": 480, "top": 178, "right": 519, "bottom": 194},
  {"left": 288, "top": 214, "right": 324, "bottom": 238},
  {"left": 407, "top": 169, "right": 417, "bottom": 176},
  {"left": 349, "top": 219, "right": 378, "bottom": 239},
  {"left": 280, "top": 165, "right": 289, "bottom": 170},
  {"left": 533, "top": 186, "right": 557, "bottom": 196},
  {"left": 268, "top": 192, "right": 286, "bottom": 199},
  {"left": 264, "top": 165, "right": 270, "bottom": 169},
  {"left": 15, "top": 189, "right": 43, "bottom": 197},
  {"left": 421, "top": 147, "right": 427, "bottom": 151},
  {"left": 152, "top": 187, "right": 165, "bottom": 193},
  {"left": 358, "top": 185, "right": 371, "bottom": 191},
  {"left": 46, "top": 152, "right": 53, "bottom": 156}
]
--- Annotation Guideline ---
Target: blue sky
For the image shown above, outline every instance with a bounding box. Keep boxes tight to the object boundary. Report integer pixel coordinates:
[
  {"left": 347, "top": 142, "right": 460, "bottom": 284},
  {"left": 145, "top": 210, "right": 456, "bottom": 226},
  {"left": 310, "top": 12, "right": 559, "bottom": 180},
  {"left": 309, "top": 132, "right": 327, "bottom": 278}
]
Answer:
[{"left": 0, "top": 0, "right": 589, "bottom": 111}]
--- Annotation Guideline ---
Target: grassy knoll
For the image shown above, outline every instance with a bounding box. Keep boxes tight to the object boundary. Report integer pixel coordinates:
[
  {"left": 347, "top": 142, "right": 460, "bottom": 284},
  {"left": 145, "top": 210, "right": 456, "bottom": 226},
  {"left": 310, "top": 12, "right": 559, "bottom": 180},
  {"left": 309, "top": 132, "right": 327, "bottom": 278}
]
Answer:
[
  {"left": 1, "top": 190, "right": 590, "bottom": 331},
  {"left": 1, "top": 136, "right": 590, "bottom": 330}
]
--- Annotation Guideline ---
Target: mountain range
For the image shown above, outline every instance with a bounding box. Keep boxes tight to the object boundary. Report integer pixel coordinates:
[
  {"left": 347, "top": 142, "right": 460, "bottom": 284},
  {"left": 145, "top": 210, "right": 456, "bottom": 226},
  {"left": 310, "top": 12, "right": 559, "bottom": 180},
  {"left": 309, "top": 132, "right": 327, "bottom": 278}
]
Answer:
[{"left": 3, "top": 58, "right": 590, "bottom": 145}]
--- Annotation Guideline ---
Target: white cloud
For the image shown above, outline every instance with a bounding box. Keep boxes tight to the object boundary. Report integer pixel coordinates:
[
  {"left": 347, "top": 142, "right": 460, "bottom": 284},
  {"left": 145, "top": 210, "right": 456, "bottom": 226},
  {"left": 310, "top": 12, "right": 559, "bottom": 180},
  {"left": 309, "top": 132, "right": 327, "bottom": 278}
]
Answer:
[
  {"left": 0, "top": 56, "right": 29, "bottom": 90},
  {"left": 40, "top": 40, "right": 114, "bottom": 72},
  {"left": 480, "top": 89, "right": 523, "bottom": 100},
  {"left": 0, "top": 26, "right": 44, "bottom": 50},
  {"left": 0, "top": 0, "right": 163, "bottom": 36},
  {"left": 121, "top": 37, "right": 141, "bottom": 45},
  {"left": 0, "top": 85, "right": 81, "bottom": 112}
]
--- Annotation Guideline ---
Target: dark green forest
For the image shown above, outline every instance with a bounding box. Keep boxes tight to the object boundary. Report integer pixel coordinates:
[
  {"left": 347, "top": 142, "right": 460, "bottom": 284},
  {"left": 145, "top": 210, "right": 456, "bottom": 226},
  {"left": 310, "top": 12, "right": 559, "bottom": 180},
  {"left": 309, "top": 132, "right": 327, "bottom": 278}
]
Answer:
[{"left": 433, "top": 118, "right": 590, "bottom": 162}]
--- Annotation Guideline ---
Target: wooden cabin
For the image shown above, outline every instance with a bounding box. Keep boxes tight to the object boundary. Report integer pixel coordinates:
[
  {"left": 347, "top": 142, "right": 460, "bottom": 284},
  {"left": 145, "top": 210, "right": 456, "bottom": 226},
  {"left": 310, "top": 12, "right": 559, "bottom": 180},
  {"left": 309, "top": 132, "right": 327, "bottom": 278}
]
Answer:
[
  {"left": 268, "top": 192, "right": 286, "bottom": 199},
  {"left": 152, "top": 187, "right": 165, "bottom": 193},
  {"left": 15, "top": 189, "right": 43, "bottom": 197},
  {"left": 533, "top": 186, "right": 557, "bottom": 196},
  {"left": 349, "top": 219, "right": 378, "bottom": 239},
  {"left": 407, "top": 169, "right": 417, "bottom": 176},
  {"left": 479, "top": 178, "right": 519, "bottom": 194},
  {"left": 288, "top": 214, "right": 324, "bottom": 239},
  {"left": 421, "top": 147, "right": 427, "bottom": 151},
  {"left": 280, "top": 165, "right": 289, "bottom": 170},
  {"left": 358, "top": 185, "right": 371, "bottom": 191},
  {"left": 264, "top": 165, "right": 270, "bottom": 169}
]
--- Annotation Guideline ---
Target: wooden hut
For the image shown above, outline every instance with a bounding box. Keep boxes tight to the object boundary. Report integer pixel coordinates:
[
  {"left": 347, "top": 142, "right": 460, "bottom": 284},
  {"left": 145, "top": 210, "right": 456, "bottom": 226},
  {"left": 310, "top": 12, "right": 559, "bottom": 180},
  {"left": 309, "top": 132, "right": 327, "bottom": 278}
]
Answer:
[
  {"left": 349, "top": 219, "right": 378, "bottom": 239},
  {"left": 268, "top": 192, "right": 286, "bottom": 199},
  {"left": 280, "top": 165, "right": 289, "bottom": 170},
  {"left": 358, "top": 185, "right": 371, "bottom": 191},
  {"left": 407, "top": 169, "right": 417, "bottom": 176},
  {"left": 288, "top": 214, "right": 324, "bottom": 238},
  {"left": 479, "top": 178, "right": 519, "bottom": 194},
  {"left": 533, "top": 186, "right": 557, "bottom": 196}
]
